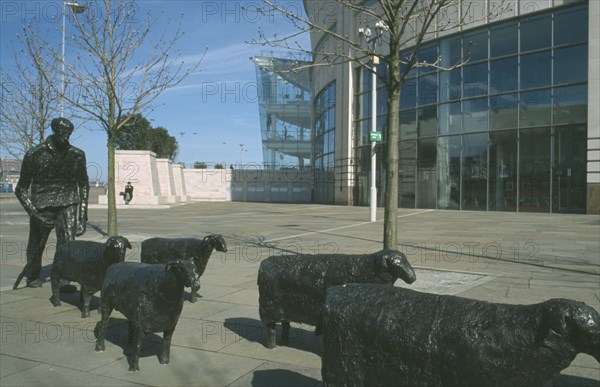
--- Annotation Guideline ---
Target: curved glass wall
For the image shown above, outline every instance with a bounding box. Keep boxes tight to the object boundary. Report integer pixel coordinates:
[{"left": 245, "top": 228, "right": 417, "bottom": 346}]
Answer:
[
  {"left": 354, "top": 3, "right": 588, "bottom": 213},
  {"left": 314, "top": 82, "right": 336, "bottom": 203},
  {"left": 254, "top": 55, "right": 312, "bottom": 170}
]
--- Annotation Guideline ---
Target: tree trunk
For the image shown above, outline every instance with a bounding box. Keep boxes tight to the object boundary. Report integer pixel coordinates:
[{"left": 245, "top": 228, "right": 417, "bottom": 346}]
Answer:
[
  {"left": 383, "top": 41, "right": 401, "bottom": 250},
  {"left": 107, "top": 131, "right": 118, "bottom": 236}
]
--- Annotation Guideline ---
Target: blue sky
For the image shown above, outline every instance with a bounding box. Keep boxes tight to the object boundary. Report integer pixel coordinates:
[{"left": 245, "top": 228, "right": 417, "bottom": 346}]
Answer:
[{"left": 1, "top": 0, "right": 310, "bottom": 180}]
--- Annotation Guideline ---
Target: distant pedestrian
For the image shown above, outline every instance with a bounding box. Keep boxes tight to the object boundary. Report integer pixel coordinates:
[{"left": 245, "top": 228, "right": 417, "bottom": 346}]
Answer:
[{"left": 124, "top": 181, "right": 134, "bottom": 204}]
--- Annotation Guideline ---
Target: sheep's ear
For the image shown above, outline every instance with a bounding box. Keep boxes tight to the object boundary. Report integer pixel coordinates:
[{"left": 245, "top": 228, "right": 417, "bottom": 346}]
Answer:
[{"left": 126, "top": 241, "right": 132, "bottom": 249}]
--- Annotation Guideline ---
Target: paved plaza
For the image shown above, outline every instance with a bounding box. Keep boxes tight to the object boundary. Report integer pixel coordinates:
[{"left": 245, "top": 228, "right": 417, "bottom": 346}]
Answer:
[{"left": 1, "top": 193, "right": 599, "bottom": 386}]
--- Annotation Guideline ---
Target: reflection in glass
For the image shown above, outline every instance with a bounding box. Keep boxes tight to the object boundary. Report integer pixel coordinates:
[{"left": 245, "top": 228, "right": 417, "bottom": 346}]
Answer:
[
  {"left": 417, "top": 138, "right": 437, "bottom": 208},
  {"left": 490, "top": 57, "right": 517, "bottom": 94},
  {"left": 520, "top": 51, "right": 551, "bottom": 89},
  {"left": 519, "top": 128, "right": 550, "bottom": 212},
  {"left": 489, "top": 131, "right": 517, "bottom": 211},
  {"left": 437, "top": 136, "right": 461, "bottom": 209},
  {"left": 462, "top": 133, "right": 488, "bottom": 210},
  {"left": 400, "top": 79, "right": 417, "bottom": 109},
  {"left": 463, "top": 63, "right": 488, "bottom": 98},
  {"left": 554, "top": 5, "right": 588, "bottom": 46},
  {"left": 463, "top": 98, "right": 488, "bottom": 132},
  {"left": 463, "top": 30, "right": 488, "bottom": 62},
  {"left": 419, "top": 75, "right": 438, "bottom": 106},
  {"left": 520, "top": 13, "right": 551, "bottom": 52},
  {"left": 520, "top": 89, "right": 551, "bottom": 127},
  {"left": 554, "top": 85, "right": 588, "bottom": 125},
  {"left": 439, "top": 68, "right": 461, "bottom": 102},
  {"left": 490, "top": 23, "right": 517, "bottom": 58},
  {"left": 554, "top": 45, "right": 588, "bottom": 85},
  {"left": 400, "top": 110, "right": 417, "bottom": 140},
  {"left": 399, "top": 140, "right": 417, "bottom": 208},
  {"left": 439, "top": 102, "right": 462, "bottom": 135},
  {"left": 418, "top": 106, "right": 438, "bottom": 137},
  {"left": 490, "top": 93, "right": 517, "bottom": 130}
]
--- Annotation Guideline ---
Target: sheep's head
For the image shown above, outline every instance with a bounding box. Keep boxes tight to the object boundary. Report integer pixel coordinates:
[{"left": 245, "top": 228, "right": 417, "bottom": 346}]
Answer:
[
  {"left": 166, "top": 260, "right": 199, "bottom": 290},
  {"left": 204, "top": 234, "right": 228, "bottom": 253},
  {"left": 380, "top": 250, "right": 416, "bottom": 284},
  {"left": 104, "top": 235, "right": 132, "bottom": 262},
  {"left": 543, "top": 299, "right": 600, "bottom": 363}
]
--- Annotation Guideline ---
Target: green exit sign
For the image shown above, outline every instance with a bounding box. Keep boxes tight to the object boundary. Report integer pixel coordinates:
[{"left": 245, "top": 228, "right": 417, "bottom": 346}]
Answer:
[{"left": 369, "top": 132, "right": 382, "bottom": 142}]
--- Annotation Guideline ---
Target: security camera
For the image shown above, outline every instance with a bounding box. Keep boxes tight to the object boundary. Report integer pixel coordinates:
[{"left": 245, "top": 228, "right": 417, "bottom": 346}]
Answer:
[{"left": 358, "top": 27, "right": 372, "bottom": 37}]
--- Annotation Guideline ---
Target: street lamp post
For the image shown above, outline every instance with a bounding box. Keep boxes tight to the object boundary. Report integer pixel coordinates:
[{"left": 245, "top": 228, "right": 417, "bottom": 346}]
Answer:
[
  {"left": 359, "top": 21, "right": 387, "bottom": 222},
  {"left": 61, "top": 2, "right": 85, "bottom": 116}
]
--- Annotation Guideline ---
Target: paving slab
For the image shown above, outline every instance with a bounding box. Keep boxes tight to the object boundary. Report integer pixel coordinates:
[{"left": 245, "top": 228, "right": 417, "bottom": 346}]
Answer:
[{"left": 1, "top": 201, "right": 598, "bottom": 386}]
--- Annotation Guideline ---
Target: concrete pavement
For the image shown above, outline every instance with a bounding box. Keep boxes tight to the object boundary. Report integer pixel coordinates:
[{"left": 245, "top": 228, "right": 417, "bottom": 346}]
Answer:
[{"left": 1, "top": 198, "right": 599, "bottom": 386}]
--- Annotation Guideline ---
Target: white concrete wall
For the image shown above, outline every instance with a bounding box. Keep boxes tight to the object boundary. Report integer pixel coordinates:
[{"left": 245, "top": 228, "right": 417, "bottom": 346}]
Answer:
[
  {"left": 156, "top": 158, "right": 177, "bottom": 203},
  {"left": 183, "top": 168, "right": 232, "bottom": 201}
]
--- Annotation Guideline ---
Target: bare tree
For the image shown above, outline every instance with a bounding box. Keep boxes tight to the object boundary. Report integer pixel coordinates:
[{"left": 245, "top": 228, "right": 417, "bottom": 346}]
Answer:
[
  {"left": 250, "top": 0, "right": 500, "bottom": 249},
  {"left": 22, "top": 0, "right": 203, "bottom": 236},
  {"left": 0, "top": 43, "right": 60, "bottom": 160}
]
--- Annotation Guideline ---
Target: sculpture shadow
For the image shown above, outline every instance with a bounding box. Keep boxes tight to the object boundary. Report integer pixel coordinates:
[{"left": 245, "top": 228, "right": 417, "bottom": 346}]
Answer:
[
  {"left": 87, "top": 222, "right": 108, "bottom": 237},
  {"left": 224, "top": 317, "right": 323, "bottom": 356},
  {"left": 250, "top": 369, "right": 320, "bottom": 387},
  {"left": 93, "top": 318, "right": 163, "bottom": 362}
]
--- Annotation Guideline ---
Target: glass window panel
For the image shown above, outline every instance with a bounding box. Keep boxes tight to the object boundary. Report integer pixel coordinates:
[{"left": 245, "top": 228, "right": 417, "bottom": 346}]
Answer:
[
  {"left": 327, "top": 107, "right": 335, "bottom": 129},
  {"left": 400, "top": 110, "right": 417, "bottom": 140},
  {"left": 554, "top": 5, "right": 588, "bottom": 46},
  {"left": 520, "top": 89, "right": 551, "bottom": 127},
  {"left": 520, "top": 51, "right": 551, "bottom": 89},
  {"left": 437, "top": 135, "right": 461, "bottom": 209},
  {"left": 463, "top": 98, "right": 488, "bottom": 132},
  {"left": 490, "top": 23, "right": 517, "bottom": 58},
  {"left": 400, "top": 79, "right": 417, "bottom": 109},
  {"left": 418, "top": 106, "right": 438, "bottom": 137},
  {"left": 463, "top": 63, "right": 488, "bottom": 98},
  {"left": 439, "top": 68, "right": 461, "bottom": 102},
  {"left": 490, "top": 57, "right": 517, "bottom": 94},
  {"left": 463, "top": 30, "right": 488, "bottom": 62},
  {"left": 399, "top": 140, "right": 417, "bottom": 208},
  {"left": 362, "top": 92, "right": 372, "bottom": 119},
  {"left": 490, "top": 93, "right": 518, "bottom": 130},
  {"left": 418, "top": 44, "right": 438, "bottom": 74},
  {"left": 419, "top": 74, "right": 438, "bottom": 106},
  {"left": 554, "top": 45, "right": 588, "bottom": 85},
  {"left": 439, "top": 102, "right": 462, "bottom": 135},
  {"left": 361, "top": 68, "right": 372, "bottom": 92},
  {"left": 439, "top": 35, "right": 461, "bottom": 67},
  {"left": 554, "top": 84, "right": 588, "bottom": 124},
  {"left": 489, "top": 130, "right": 517, "bottom": 211},
  {"left": 400, "top": 50, "right": 418, "bottom": 78},
  {"left": 417, "top": 138, "right": 437, "bottom": 208},
  {"left": 462, "top": 133, "right": 488, "bottom": 210},
  {"left": 377, "top": 87, "right": 388, "bottom": 115},
  {"left": 520, "top": 13, "right": 551, "bottom": 52},
  {"left": 519, "top": 127, "right": 551, "bottom": 212}
]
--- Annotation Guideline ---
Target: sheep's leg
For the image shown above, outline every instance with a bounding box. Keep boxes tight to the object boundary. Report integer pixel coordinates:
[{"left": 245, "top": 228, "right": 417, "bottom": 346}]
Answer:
[
  {"left": 266, "top": 322, "right": 277, "bottom": 349},
  {"left": 159, "top": 328, "right": 175, "bottom": 365},
  {"left": 129, "top": 325, "right": 142, "bottom": 371},
  {"left": 281, "top": 321, "right": 291, "bottom": 345},
  {"left": 50, "top": 270, "right": 61, "bottom": 307},
  {"left": 80, "top": 287, "right": 92, "bottom": 318},
  {"left": 95, "top": 305, "right": 113, "bottom": 352}
]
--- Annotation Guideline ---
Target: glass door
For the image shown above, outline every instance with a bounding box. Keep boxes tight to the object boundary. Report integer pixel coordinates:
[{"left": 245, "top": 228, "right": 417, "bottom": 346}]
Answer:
[{"left": 553, "top": 125, "right": 587, "bottom": 213}]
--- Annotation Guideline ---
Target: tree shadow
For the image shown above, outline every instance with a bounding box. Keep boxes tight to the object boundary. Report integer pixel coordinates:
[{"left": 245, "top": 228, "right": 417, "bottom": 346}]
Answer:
[
  {"left": 224, "top": 317, "right": 323, "bottom": 356},
  {"left": 251, "top": 369, "right": 321, "bottom": 387},
  {"left": 87, "top": 222, "right": 109, "bottom": 237}
]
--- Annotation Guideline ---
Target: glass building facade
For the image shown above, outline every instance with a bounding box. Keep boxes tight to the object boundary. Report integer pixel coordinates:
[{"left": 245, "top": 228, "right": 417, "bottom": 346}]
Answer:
[
  {"left": 353, "top": 3, "right": 589, "bottom": 213},
  {"left": 254, "top": 56, "right": 312, "bottom": 170},
  {"left": 314, "top": 82, "right": 337, "bottom": 203}
]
